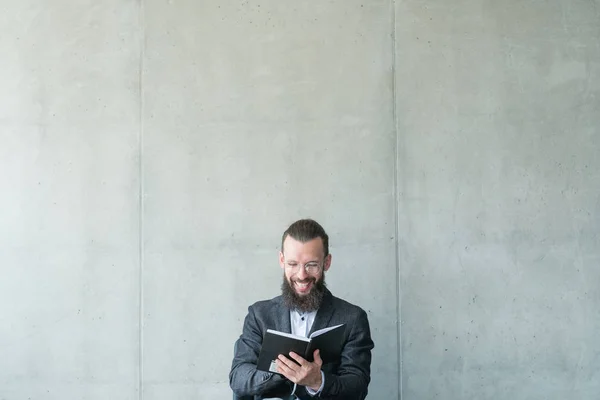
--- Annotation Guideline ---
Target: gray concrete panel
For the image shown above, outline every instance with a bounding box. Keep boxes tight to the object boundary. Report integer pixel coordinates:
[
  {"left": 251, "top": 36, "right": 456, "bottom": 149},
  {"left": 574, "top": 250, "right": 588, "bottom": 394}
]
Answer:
[
  {"left": 395, "top": 1, "right": 600, "bottom": 399},
  {"left": 0, "top": 1, "right": 141, "bottom": 398},
  {"left": 142, "top": 1, "right": 397, "bottom": 398}
]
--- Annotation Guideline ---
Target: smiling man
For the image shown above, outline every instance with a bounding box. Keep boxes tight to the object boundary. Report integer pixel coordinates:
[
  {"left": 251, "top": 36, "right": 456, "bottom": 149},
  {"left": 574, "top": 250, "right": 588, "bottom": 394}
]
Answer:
[{"left": 229, "top": 219, "right": 375, "bottom": 400}]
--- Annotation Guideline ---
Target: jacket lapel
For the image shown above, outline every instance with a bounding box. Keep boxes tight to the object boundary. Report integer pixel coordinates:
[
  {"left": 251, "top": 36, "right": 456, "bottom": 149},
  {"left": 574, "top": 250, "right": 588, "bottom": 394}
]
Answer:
[
  {"left": 276, "top": 297, "right": 292, "bottom": 334},
  {"left": 308, "top": 289, "right": 335, "bottom": 336}
]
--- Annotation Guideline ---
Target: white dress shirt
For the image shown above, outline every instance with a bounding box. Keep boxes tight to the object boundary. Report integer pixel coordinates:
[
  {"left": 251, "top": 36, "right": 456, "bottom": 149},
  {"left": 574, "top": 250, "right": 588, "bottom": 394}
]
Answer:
[{"left": 290, "top": 309, "right": 325, "bottom": 396}]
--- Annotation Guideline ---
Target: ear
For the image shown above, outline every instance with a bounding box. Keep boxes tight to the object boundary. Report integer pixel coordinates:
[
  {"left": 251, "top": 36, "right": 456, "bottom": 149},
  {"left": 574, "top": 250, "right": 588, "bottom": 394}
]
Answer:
[
  {"left": 323, "top": 253, "right": 332, "bottom": 272},
  {"left": 279, "top": 251, "right": 285, "bottom": 269}
]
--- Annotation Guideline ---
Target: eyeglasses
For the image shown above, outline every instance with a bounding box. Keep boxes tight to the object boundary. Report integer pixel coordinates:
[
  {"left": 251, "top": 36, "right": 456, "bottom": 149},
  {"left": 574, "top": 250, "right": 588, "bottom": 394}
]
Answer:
[{"left": 284, "top": 260, "right": 322, "bottom": 274}]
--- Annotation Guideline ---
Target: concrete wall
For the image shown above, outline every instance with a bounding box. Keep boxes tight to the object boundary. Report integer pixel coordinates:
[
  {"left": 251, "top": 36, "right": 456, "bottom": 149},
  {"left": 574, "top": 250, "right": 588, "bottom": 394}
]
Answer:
[
  {"left": 142, "top": 0, "right": 396, "bottom": 398},
  {"left": 395, "top": 1, "right": 600, "bottom": 399},
  {"left": 0, "top": 1, "right": 141, "bottom": 398},
  {"left": 0, "top": 1, "right": 598, "bottom": 400}
]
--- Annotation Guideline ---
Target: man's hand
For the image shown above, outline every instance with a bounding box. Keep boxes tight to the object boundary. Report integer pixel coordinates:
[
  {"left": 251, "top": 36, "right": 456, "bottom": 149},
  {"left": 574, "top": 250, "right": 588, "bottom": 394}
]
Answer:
[{"left": 275, "top": 349, "right": 323, "bottom": 391}]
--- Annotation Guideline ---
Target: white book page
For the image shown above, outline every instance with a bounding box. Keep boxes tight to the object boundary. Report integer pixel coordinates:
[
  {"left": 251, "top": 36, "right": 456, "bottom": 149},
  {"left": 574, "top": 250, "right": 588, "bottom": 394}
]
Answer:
[
  {"left": 266, "top": 329, "right": 310, "bottom": 342},
  {"left": 309, "top": 324, "right": 344, "bottom": 338}
]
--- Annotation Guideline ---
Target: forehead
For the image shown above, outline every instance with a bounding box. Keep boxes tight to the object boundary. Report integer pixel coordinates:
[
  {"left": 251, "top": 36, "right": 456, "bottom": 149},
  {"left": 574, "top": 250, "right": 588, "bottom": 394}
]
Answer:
[{"left": 282, "top": 236, "right": 325, "bottom": 259}]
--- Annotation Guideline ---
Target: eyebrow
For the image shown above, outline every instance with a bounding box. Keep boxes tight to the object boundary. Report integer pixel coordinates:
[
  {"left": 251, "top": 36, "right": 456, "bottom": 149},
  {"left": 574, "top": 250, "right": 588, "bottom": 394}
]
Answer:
[{"left": 285, "top": 259, "right": 319, "bottom": 263}]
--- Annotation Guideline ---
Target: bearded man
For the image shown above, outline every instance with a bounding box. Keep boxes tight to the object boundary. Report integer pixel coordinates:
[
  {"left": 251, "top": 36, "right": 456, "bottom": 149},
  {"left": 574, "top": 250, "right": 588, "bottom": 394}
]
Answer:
[{"left": 229, "top": 219, "right": 374, "bottom": 400}]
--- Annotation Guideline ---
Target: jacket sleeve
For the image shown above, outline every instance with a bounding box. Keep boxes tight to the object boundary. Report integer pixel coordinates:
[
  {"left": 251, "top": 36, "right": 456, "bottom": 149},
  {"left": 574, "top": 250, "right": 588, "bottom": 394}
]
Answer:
[
  {"left": 229, "top": 305, "right": 287, "bottom": 396},
  {"left": 318, "top": 309, "right": 374, "bottom": 400}
]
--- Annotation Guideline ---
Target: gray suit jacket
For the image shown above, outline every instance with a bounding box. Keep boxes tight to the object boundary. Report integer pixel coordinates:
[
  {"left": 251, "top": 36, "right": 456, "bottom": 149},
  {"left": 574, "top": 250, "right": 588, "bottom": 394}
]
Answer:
[{"left": 229, "top": 289, "right": 374, "bottom": 400}]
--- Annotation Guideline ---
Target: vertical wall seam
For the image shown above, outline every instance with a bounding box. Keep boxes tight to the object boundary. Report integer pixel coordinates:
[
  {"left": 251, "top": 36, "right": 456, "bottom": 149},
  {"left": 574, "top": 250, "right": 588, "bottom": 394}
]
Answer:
[
  {"left": 391, "top": 1, "right": 402, "bottom": 399},
  {"left": 138, "top": 0, "right": 145, "bottom": 399}
]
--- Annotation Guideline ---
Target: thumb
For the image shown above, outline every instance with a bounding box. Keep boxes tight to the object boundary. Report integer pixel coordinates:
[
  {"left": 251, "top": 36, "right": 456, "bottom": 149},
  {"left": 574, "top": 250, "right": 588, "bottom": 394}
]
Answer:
[{"left": 313, "top": 349, "right": 322, "bottom": 365}]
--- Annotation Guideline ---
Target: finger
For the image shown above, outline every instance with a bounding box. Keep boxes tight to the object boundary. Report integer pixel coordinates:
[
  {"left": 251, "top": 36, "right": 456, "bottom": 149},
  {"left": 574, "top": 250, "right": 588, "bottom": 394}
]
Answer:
[
  {"left": 275, "top": 359, "right": 289, "bottom": 373},
  {"left": 288, "top": 352, "right": 308, "bottom": 367},
  {"left": 277, "top": 354, "right": 300, "bottom": 371},
  {"left": 275, "top": 360, "right": 296, "bottom": 382},
  {"left": 313, "top": 349, "right": 322, "bottom": 365}
]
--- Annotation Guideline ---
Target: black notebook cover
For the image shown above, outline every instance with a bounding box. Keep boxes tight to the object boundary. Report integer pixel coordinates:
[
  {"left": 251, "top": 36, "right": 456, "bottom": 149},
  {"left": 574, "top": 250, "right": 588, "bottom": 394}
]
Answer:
[{"left": 256, "top": 324, "right": 345, "bottom": 374}]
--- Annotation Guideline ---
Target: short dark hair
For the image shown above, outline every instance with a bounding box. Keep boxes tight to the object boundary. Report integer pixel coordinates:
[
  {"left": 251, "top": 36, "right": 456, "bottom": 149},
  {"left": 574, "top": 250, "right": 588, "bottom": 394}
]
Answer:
[{"left": 281, "top": 219, "right": 329, "bottom": 257}]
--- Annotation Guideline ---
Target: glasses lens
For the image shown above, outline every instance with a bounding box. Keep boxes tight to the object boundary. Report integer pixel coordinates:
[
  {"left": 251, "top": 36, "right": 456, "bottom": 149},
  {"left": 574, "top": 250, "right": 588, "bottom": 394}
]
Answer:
[{"left": 306, "top": 263, "right": 319, "bottom": 272}]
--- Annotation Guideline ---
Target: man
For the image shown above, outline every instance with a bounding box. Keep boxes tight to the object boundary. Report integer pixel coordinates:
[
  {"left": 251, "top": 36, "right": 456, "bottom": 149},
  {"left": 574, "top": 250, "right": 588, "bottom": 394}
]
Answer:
[{"left": 229, "top": 219, "right": 374, "bottom": 400}]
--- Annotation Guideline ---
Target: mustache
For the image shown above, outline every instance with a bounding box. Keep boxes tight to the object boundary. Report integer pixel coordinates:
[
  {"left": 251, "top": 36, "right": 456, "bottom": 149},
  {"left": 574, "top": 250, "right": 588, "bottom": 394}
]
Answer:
[{"left": 293, "top": 278, "right": 316, "bottom": 283}]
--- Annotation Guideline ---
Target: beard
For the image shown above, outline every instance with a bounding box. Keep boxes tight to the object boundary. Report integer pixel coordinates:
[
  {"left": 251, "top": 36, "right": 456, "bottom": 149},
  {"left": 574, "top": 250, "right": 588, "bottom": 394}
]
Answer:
[{"left": 281, "top": 272, "right": 327, "bottom": 313}]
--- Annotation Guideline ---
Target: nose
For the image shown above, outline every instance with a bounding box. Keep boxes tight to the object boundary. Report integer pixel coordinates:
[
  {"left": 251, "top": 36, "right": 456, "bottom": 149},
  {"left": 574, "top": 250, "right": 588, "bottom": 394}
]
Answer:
[{"left": 296, "top": 265, "right": 308, "bottom": 280}]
